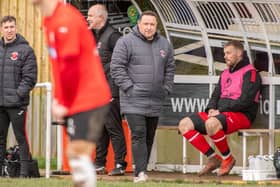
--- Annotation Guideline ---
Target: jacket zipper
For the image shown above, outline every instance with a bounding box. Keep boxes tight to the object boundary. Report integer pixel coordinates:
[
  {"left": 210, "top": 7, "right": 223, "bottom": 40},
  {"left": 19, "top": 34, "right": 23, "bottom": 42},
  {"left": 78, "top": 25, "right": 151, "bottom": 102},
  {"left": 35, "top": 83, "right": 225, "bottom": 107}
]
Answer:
[
  {"left": 150, "top": 43, "right": 156, "bottom": 109},
  {"left": 1, "top": 46, "right": 8, "bottom": 105}
]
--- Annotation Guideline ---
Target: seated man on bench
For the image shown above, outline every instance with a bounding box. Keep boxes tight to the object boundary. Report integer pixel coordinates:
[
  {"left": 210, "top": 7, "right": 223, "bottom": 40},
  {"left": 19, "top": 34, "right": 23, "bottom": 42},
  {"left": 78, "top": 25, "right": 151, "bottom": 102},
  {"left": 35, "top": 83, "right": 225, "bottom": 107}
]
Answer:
[{"left": 178, "top": 41, "right": 261, "bottom": 176}]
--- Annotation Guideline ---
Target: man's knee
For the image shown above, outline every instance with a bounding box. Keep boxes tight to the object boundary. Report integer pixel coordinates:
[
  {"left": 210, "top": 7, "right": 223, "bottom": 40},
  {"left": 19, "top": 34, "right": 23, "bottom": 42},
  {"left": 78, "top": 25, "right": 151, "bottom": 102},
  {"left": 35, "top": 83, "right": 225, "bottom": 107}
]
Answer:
[
  {"left": 67, "top": 140, "right": 95, "bottom": 158},
  {"left": 131, "top": 128, "right": 146, "bottom": 144},
  {"left": 205, "top": 118, "right": 222, "bottom": 136},
  {"left": 178, "top": 117, "right": 194, "bottom": 135}
]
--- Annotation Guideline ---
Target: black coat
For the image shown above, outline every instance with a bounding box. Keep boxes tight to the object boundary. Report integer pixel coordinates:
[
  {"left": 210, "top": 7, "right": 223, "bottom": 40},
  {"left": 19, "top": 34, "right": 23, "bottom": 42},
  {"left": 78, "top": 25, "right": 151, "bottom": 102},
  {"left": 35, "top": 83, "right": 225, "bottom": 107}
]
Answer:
[
  {"left": 93, "top": 21, "right": 121, "bottom": 98},
  {"left": 0, "top": 34, "right": 37, "bottom": 107}
]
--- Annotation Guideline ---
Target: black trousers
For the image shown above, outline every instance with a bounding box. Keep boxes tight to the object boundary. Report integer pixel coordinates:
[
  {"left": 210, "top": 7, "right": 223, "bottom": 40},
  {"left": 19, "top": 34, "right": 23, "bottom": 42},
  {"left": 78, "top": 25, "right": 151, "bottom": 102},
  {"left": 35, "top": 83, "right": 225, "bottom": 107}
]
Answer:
[
  {"left": 0, "top": 107, "right": 30, "bottom": 174},
  {"left": 125, "top": 114, "right": 158, "bottom": 176},
  {"left": 95, "top": 98, "right": 127, "bottom": 167}
]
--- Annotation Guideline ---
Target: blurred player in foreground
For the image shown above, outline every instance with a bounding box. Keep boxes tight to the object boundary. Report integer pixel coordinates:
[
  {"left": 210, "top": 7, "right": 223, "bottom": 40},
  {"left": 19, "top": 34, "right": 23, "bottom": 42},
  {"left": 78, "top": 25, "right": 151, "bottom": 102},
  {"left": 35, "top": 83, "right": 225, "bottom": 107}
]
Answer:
[{"left": 30, "top": 0, "right": 111, "bottom": 186}]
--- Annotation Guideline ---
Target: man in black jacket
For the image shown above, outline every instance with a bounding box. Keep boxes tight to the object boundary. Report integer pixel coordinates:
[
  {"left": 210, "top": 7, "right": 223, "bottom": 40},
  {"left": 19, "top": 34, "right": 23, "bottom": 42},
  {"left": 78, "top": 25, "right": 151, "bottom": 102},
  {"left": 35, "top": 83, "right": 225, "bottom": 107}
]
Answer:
[
  {"left": 0, "top": 16, "right": 37, "bottom": 177},
  {"left": 87, "top": 4, "right": 127, "bottom": 176},
  {"left": 178, "top": 41, "right": 261, "bottom": 177}
]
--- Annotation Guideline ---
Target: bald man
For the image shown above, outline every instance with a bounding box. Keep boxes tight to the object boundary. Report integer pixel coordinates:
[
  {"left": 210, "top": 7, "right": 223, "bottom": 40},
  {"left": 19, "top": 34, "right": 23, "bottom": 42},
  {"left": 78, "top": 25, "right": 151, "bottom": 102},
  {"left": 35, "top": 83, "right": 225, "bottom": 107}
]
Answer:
[{"left": 87, "top": 4, "right": 127, "bottom": 176}]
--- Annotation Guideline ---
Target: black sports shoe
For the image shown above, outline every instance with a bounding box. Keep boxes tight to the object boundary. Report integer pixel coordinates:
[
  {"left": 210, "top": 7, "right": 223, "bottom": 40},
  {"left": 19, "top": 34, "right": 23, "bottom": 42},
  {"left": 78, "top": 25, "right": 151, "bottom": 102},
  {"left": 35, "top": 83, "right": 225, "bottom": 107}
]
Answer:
[{"left": 108, "top": 163, "right": 127, "bottom": 176}]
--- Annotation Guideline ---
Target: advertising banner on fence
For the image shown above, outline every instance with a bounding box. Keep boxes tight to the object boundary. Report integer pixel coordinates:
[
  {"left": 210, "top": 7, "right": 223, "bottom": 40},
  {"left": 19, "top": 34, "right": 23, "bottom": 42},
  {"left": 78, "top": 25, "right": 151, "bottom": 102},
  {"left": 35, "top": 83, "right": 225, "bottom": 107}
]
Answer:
[{"left": 159, "top": 84, "right": 279, "bottom": 129}]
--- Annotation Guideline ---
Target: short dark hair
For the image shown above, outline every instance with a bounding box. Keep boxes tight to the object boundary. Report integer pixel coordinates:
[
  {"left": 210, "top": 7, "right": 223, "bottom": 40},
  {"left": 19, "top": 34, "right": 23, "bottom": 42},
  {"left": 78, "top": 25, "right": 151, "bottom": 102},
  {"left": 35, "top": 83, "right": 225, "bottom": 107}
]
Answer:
[
  {"left": 0, "top": 15, "right": 16, "bottom": 26},
  {"left": 224, "top": 40, "right": 244, "bottom": 51},
  {"left": 139, "top": 10, "right": 158, "bottom": 21}
]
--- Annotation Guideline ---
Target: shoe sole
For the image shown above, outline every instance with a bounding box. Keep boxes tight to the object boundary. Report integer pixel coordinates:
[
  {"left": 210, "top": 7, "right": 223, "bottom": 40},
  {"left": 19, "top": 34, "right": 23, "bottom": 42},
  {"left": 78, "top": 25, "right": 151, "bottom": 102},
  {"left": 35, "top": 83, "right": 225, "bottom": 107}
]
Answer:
[
  {"left": 198, "top": 163, "right": 221, "bottom": 177},
  {"left": 134, "top": 177, "right": 148, "bottom": 183},
  {"left": 217, "top": 159, "right": 236, "bottom": 177},
  {"left": 96, "top": 171, "right": 107, "bottom": 175},
  {"left": 108, "top": 172, "right": 125, "bottom": 176},
  {"left": 134, "top": 180, "right": 146, "bottom": 183}
]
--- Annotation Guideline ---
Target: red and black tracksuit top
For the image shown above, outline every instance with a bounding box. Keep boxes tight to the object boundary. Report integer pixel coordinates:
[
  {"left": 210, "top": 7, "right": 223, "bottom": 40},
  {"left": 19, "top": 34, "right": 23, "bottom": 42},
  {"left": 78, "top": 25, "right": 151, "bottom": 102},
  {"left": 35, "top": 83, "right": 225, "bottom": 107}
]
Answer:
[{"left": 206, "top": 56, "right": 262, "bottom": 123}]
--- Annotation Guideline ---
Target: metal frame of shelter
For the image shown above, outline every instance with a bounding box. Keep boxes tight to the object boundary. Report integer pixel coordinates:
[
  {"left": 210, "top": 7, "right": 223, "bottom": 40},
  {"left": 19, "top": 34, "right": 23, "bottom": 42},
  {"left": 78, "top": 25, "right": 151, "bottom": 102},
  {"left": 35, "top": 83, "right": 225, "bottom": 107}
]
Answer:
[
  {"left": 147, "top": 0, "right": 280, "bottom": 173},
  {"left": 149, "top": 0, "right": 280, "bottom": 152}
]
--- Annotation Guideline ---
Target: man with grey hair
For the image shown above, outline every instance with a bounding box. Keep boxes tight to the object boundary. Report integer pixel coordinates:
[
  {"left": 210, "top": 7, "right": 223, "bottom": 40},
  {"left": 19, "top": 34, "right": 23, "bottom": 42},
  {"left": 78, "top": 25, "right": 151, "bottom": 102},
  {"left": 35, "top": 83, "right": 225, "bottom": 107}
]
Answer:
[{"left": 87, "top": 4, "right": 127, "bottom": 176}]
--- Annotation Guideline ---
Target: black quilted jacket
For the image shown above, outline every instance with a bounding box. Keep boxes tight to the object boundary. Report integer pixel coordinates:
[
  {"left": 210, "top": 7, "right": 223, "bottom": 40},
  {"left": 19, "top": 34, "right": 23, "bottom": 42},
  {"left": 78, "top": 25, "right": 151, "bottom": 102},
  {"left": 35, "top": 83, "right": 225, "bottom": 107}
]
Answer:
[{"left": 0, "top": 34, "right": 37, "bottom": 107}]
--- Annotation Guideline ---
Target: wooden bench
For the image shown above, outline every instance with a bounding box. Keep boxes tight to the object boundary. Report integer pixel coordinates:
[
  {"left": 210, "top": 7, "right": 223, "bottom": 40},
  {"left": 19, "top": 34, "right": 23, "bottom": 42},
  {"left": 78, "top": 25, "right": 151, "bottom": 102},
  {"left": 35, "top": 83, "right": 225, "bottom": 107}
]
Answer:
[{"left": 238, "top": 129, "right": 280, "bottom": 169}]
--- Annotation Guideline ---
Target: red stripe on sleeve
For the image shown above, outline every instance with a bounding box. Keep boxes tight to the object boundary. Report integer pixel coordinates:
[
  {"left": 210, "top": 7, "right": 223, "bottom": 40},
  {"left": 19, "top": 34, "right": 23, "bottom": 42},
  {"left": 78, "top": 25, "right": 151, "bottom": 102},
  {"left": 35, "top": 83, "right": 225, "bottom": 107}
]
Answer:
[{"left": 250, "top": 70, "right": 256, "bottom": 82}]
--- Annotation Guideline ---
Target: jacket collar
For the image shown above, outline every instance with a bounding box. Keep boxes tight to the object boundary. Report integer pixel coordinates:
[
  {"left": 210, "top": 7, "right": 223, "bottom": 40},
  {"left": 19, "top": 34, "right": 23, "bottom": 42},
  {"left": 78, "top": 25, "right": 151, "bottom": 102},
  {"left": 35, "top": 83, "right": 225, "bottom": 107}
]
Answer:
[
  {"left": 229, "top": 55, "right": 250, "bottom": 73},
  {"left": 92, "top": 20, "right": 109, "bottom": 41},
  {"left": 1, "top": 34, "right": 18, "bottom": 47}
]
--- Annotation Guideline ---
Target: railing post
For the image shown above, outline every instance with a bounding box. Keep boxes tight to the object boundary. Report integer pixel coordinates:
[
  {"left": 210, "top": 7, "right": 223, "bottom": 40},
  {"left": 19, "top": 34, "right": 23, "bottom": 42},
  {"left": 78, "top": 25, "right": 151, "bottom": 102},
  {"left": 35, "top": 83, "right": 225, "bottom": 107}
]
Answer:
[
  {"left": 34, "top": 82, "right": 52, "bottom": 178},
  {"left": 57, "top": 126, "right": 63, "bottom": 172},
  {"left": 182, "top": 137, "right": 187, "bottom": 174},
  {"left": 150, "top": 0, "right": 171, "bottom": 42},
  {"left": 227, "top": 3, "right": 253, "bottom": 63},
  {"left": 45, "top": 83, "right": 52, "bottom": 178}
]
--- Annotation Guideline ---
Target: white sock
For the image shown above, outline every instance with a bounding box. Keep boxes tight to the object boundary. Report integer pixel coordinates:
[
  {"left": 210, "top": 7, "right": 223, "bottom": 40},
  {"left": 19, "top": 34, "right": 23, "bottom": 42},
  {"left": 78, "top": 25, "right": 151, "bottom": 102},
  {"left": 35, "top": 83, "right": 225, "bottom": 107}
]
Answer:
[
  {"left": 208, "top": 153, "right": 217, "bottom": 158},
  {"left": 69, "top": 155, "right": 96, "bottom": 187}
]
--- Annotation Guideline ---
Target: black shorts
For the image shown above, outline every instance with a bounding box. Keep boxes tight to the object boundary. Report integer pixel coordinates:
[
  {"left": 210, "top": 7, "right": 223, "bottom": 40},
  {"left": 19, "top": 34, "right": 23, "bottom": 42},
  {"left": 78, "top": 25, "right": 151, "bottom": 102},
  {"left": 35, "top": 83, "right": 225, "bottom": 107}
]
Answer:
[
  {"left": 188, "top": 112, "right": 251, "bottom": 135},
  {"left": 65, "top": 104, "right": 109, "bottom": 143}
]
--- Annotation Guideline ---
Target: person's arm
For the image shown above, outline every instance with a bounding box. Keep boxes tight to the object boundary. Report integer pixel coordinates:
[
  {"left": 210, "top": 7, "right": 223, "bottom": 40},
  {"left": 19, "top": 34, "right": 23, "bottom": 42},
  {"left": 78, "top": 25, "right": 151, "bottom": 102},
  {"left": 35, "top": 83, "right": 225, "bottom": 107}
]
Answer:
[
  {"left": 108, "top": 31, "right": 121, "bottom": 50},
  {"left": 206, "top": 78, "right": 221, "bottom": 112},
  {"left": 101, "top": 31, "right": 121, "bottom": 75},
  {"left": 53, "top": 22, "right": 82, "bottom": 107},
  {"left": 110, "top": 37, "right": 133, "bottom": 93},
  {"left": 219, "top": 70, "right": 261, "bottom": 112},
  {"left": 56, "top": 24, "right": 80, "bottom": 59},
  {"left": 16, "top": 47, "right": 37, "bottom": 99},
  {"left": 163, "top": 44, "right": 176, "bottom": 95}
]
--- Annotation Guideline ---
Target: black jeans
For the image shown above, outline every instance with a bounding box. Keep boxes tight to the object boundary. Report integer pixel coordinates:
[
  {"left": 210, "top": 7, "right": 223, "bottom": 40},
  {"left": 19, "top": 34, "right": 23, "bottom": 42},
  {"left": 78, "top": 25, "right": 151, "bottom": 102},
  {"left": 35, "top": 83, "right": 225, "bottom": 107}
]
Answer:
[
  {"left": 125, "top": 114, "right": 158, "bottom": 176},
  {"left": 95, "top": 98, "right": 127, "bottom": 167},
  {"left": 0, "top": 107, "right": 30, "bottom": 175}
]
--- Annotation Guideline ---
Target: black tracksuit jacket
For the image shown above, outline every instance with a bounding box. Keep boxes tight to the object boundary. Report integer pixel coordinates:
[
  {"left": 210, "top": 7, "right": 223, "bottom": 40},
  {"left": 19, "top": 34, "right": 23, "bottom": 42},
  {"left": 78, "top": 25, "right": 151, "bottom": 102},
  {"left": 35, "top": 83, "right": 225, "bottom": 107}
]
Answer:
[{"left": 0, "top": 34, "right": 37, "bottom": 107}]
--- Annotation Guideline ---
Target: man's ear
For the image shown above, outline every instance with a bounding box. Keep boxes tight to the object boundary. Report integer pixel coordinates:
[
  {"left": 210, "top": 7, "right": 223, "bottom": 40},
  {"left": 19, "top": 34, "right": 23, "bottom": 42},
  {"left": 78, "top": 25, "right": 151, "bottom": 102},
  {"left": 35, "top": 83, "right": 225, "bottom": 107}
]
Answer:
[{"left": 237, "top": 49, "right": 243, "bottom": 58}]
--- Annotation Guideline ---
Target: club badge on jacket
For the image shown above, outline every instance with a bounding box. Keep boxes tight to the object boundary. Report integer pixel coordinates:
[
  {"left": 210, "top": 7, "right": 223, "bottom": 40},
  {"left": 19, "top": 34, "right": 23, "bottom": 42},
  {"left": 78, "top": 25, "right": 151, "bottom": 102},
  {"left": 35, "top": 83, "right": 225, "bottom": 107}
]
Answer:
[
  {"left": 160, "top": 49, "right": 166, "bottom": 58},
  {"left": 97, "top": 41, "right": 102, "bottom": 49},
  {"left": 10, "top": 52, "right": 18, "bottom": 61}
]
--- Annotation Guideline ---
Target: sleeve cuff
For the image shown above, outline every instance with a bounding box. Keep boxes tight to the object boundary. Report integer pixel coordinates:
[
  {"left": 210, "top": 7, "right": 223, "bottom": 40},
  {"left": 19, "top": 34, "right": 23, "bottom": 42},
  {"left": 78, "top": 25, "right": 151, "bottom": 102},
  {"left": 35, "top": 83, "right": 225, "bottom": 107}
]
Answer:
[{"left": 123, "top": 82, "right": 133, "bottom": 92}]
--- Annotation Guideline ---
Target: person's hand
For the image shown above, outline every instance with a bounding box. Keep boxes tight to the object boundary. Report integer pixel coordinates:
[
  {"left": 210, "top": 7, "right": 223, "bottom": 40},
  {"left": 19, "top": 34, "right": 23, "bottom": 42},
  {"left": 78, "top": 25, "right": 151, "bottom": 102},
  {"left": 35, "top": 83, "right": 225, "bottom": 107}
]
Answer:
[
  {"left": 52, "top": 99, "right": 68, "bottom": 122},
  {"left": 208, "top": 109, "right": 220, "bottom": 117},
  {"left": 126, "top": 86, "right": 133, "bottom": 96},
  {"left": 163, "top": 88, "right": 169, "bottom": 96}
]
